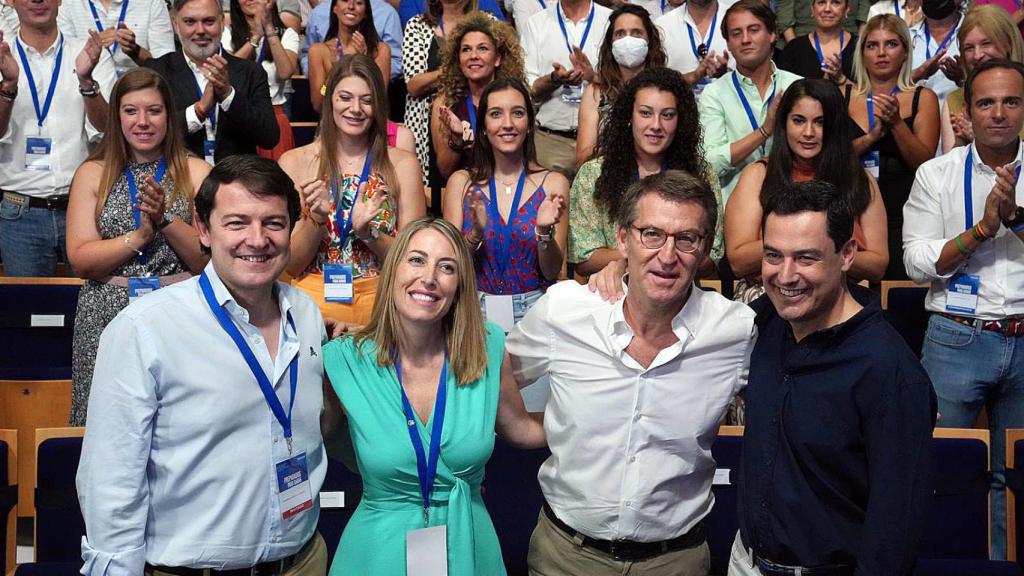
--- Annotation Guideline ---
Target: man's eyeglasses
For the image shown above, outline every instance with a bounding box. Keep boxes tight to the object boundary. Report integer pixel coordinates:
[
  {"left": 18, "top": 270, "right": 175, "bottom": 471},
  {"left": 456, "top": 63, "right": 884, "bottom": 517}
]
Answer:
[{"left": 631, "top": 226, "right": 705, "bottom": 254}]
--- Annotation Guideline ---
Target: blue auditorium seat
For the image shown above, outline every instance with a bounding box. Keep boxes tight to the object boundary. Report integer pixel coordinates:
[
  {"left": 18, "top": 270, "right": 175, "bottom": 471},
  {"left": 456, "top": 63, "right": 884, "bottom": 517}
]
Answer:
[
  {"left": 0, "top": 278, "right": 82, "bottom": 380},
  {"left": 708, "top": 427, "right": 743, "bottom": 576},
  {"left": 318, "top": 457, "right": 363, "bottom": 568},
  {"left": 0, "top": 434, "right": 17, "bottom": 573},
  {"left": 915, "top": 559, "right": 1023, "bottom": 575},
  {"left": 483, "top": 437, "right": 550, "bottom": 576},
  {"left": 882, "top": 282, "right": 930, "bottom": 357},
  {"left": 1005, "top": 429, "right": 1024, "bottom": 565},
  {"left": 919, "top": 430, "right": 992, "bottom": 560},
  {"left": 34, "top": 434, "right": 86, "bottom": 563},
  {"left": 13, "top": 562, "right": 82, "bottom": 575},
  {"left": 289, "top": 77, "right": 316, "bottom": 122}
]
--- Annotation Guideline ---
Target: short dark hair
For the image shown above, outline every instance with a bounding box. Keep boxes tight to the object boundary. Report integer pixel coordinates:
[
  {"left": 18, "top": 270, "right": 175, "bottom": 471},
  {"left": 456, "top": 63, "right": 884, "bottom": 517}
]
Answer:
[
  {"left": 615, "top": 170, "right": 718, "bottom": 242},
  {"left": 173, "top": 0, "right": 218, "bottom": 14},
  {"left": 761, "top": 180, "right": 854, "bottom": 252},
  {"left": 964, "top": 59, "right": 1024, "bottom": 109},
  {"left": 194, "top": 154, "right": 301, "bottom": 231},
  {"left": 722, "top": 0, "right": 777, "bottom": 40}
]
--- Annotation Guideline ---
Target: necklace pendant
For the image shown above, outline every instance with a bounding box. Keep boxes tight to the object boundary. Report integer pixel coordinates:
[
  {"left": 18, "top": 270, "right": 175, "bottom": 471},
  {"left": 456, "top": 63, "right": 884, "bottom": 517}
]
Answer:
[{"left": 504, "top": 185, "right": 513, "bottom": 196}]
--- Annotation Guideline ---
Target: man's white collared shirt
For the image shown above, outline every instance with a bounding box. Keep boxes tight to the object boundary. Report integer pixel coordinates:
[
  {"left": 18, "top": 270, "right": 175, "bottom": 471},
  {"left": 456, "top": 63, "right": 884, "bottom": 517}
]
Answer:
[
  {"left": 909, "top": 15, "right": 962, "bottom": 106},
  {"left": 57, "top": 0, "right": 175, "bottom": 74},
  {"left": 521, "top": 0, "right": 611, "bottom": 133},
  {"left": 903, "top": 141, "right": 1024, "bottom": 320},
  {"left": 506, "top": 280, "right": 757, "bottom": 541},
  {"left": 0, "top": 32, "right": 116, "bottom": 197},
  {"left": 658, "top": 0, "right": 733, "bottom": 78},
  {"left": 77, "top": 263, "right": 328, "bottom": 575}
]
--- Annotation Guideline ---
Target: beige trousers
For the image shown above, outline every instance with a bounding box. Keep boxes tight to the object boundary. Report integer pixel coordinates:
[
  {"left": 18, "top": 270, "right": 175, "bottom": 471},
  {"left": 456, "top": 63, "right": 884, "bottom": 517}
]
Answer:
[
  {"left": 527, "top": 510, "right": 711, "bottom": 576},
  {"left": 533, "top": 129, "right": 578, "bottom": 179},
  {"left": 145, "top": 532, "right": 328, "bottom": 576}
]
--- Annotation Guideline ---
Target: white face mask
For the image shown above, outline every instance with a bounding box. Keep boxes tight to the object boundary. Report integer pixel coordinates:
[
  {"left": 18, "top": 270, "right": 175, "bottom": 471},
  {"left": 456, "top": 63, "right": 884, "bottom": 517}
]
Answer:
[{"left": 611, "top": 36, "right": 649, "bottom": 69}]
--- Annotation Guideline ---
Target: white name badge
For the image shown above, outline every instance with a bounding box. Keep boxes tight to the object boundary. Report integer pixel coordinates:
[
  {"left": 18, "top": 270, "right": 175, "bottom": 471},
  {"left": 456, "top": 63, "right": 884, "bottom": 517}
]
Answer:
[
  {"left": 862, "top": 151, "right": 880, "bottom": 179},
  {"left": 946, "top": 272, "right": 980, "bottom": 315},
  {"left": 204, "top": 140, "right": 216, "bottom": 165},
  {"left": 560, "top": 84, "right": 583, "bottom": 104},
  {"left": 406, "top": 525, "right": 448, "bottom": 576},
  {"left": 482, "top": 294, "right": 515, "bottom": 333},
  {"left": 323, "top": 263, "right": 354, "bottom": 303},
  {"left": 276, "top": 451, "right": 313, "bottom": 520},
  {"left": 127, "top": 276, "right": 161, "bottom": 303},
  {"left": 25, "top": 137, "right": 53, "bottom": 171}
]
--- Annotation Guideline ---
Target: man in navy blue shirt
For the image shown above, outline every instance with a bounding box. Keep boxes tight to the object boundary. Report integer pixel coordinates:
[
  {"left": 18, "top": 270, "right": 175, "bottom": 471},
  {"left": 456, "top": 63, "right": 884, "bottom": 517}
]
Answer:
[{"left": 730, "top": 180, "right": 937, "bottom": 576}]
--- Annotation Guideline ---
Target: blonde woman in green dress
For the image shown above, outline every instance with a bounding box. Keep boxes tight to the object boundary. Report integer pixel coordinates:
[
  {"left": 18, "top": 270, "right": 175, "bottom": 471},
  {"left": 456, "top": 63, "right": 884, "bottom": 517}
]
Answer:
[{"left": 321, "top": 217, "right": 545, "bottom": 575}]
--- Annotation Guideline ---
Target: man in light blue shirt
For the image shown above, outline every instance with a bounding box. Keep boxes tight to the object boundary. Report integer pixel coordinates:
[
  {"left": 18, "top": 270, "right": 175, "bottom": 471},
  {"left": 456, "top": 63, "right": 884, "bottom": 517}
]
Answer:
[
  {"left": 302, "top": 0, "right": 402, "bottom": 78},
  {"left": 77, "top": 156, "right": 330, "bottom": 576}
]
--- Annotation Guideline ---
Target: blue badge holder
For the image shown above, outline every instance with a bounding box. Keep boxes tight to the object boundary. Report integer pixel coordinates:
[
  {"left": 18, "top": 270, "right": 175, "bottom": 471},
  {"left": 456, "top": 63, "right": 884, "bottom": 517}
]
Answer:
[
  {"left": 24, "top": 137, "right": 53, "bottom": 171},
  {"left": 203, "top": 140, "right": 215, "bottom": 164},
  {"left": 323, "top": 263, "right": 354, "bottom": 304},
  {"left": 945, "top": 272, "right": 980, "bottom": 315},
  {"left": 127, "top": 276, "right": 161, "bottom": 303}
]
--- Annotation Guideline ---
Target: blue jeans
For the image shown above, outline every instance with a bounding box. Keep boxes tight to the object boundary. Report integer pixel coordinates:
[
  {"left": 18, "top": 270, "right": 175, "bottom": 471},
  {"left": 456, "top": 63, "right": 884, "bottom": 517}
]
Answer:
[
  {"left": 921, "top": 314, "right": 1024, "bottom": 560},
  {"left": 0, "top": 196, "right": 67, "bottom": 277}
]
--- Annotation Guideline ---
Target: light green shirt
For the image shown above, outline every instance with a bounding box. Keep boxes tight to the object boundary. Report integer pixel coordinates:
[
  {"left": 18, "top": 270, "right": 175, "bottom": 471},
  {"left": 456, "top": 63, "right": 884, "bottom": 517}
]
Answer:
[{"left": 698, "top": 65, "right": 803, "bottom": 204}]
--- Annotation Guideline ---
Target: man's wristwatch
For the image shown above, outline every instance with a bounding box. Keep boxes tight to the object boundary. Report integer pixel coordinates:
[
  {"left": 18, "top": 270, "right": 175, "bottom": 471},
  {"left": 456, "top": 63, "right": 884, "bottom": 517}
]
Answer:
[{"left": 79, "top": 79, "right": 100, "bottom": 97}]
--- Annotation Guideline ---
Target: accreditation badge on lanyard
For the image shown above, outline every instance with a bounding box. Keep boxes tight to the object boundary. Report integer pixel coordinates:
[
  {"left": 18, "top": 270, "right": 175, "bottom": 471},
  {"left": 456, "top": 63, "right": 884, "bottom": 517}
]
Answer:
[
  {"left": 17, "top": 36, "right": 64, "bottom": 172},
  {"left": 396, "top": 352, "right": 449, "bottom": 575},
  {"left": 124, "top": 159, "right": 167, "bottom": 302},
  {"left": 192, "top": 74, "right": 217, "bottom": 164},
  {"left": 324, "top": 156, "right": 372, "bottom": 303},
  {"left": 556, "top": 1, "right": 594, "bottom": 105},
  {"left": 199, "top": 272, "right": 313, "bottom": 520}
]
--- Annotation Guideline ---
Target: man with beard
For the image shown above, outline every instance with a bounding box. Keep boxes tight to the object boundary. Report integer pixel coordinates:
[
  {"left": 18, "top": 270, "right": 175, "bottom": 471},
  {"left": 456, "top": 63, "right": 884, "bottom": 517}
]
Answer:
[{"left": 145, "top": 0, "right": 277, "bottom": 163}]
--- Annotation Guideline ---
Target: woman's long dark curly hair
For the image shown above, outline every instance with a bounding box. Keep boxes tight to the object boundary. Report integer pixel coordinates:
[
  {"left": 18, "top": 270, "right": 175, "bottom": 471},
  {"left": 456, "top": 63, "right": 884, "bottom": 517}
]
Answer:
[
  {"left": 594, "top": 4, "right": 667, "bottom": 104},
  {"left": 592, "top": 67, "right": 706, "bottom": 222},
  {"left": 761, "top": 79, "right": 870, "bottom": 216}
]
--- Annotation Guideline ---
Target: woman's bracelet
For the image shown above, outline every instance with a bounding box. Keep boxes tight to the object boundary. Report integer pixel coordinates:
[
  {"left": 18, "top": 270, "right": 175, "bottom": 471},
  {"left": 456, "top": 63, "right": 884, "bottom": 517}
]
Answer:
[
  {"left": 535, "top": 226, "right": 553, "bottom": 248},
  {"left": 124, "top": 232, "right": 143, "bottom": 257},
  {"left": 465, "top": 232, "right": 483, "bottom": 251}
]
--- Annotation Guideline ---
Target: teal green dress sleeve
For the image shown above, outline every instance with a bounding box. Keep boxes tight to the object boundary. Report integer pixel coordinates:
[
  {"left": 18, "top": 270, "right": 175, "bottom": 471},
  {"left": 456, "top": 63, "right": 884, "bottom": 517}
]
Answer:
[{"left": 321, "top": 323, "right": 508, "bottom": 575}]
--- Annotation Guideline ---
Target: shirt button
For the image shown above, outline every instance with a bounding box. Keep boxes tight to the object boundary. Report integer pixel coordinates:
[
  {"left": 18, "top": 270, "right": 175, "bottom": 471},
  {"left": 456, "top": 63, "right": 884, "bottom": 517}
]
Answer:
[
  {"left": 761, "top": 500, "right": 768, "bottom": 509},
  {"left": 771, "top": 417, "right": 778, "bottom": 424},
  {"left": 629, "top": 456, "right": 636, "bottom": 463},
  {"left": 273, "top": 436, "right": 279, "bottom": 443},
  {"left": 634, "top": 413, "right": 642, "bottom": 422},
  {"left": 765, "top": 458, "right": 772, "bottom": 466},
  {"left": 624, "top": 500, "right": 632, "bottom": 507}
]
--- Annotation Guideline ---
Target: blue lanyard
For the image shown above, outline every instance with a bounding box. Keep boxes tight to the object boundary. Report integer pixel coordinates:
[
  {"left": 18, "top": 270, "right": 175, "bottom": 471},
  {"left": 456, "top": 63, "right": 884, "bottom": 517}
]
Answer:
[
  {"left": 733, "top": 70, "right": 770, "bottom": 135},
  {"left": 124, "top": 158, "right": 167, "bottom": 263},
  {"left": 924, "top": 20, "right": 958, "bottom": 59},
  {"left": 395, "top": 351, "right": 448, "bottom": 525},
  {"left": 894, "top": 0, "right": 900, "bottom": 18},
  {"left": 87, "top": 0, "right": 130, "bottom": 54},
  {"left": 256, "top": 40, "right": 267, "bottom": 64},
  {"left": 964, "top": 147, "right": 1022, "bottom": 230},
  {"left": 813, "top": 30, "right": 843, "bottom": 66},
  {"left": 192, "top": 74, "right": 217, "bottom": 133},
  {"left": 15, "top": 35, "right": 64, "bottom": 128},
  {"left": 660, "top": 0, "right": 666, "bottom": 15},
  {"left": 538, "top": 0, "right": 547, "bottom": 8},
  {"left": 198, "top": 271, "right": 300, "bottom": 452},
  {"left": 686, "top": 9, "right": 717, "bottom": 59},
  {"left": 466, "top": 93, "right": 477, "bottom": 133},
  {"left": 556, "top": 1, "right": 595, "bottom": 57},
  {"left": 332, "top": 155, "right": 373, "bottom": 249},
  {"left": 486, "top": 170, "right": 527, "bottom": 286}
]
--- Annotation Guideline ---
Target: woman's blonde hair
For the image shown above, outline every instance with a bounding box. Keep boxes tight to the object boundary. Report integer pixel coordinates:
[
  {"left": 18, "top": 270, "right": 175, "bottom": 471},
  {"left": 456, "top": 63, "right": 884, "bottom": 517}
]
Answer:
[
  {"left": 853, "top": 14, "right": 917, "bottom": 95},
  {"left": 88, "top": 68, "right": 193, "bottom": 222},
  {"left": 437, "top": 12, "right": 525, "bottom": 105},
  {"left": 354, "top": 217, "right": 488, "bottom": 385},
  {"left": 317, "top": 54, "right": 400, "bottom": 198},
  {"left": 958, "top": 4, "right": 1024, "bottom": 71}
]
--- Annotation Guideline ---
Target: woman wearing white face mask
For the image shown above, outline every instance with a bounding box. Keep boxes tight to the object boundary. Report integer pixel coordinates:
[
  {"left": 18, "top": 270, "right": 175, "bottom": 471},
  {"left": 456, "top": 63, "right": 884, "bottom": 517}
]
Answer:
[{"left": 575, "top": 4, "right": 667, "bottom": 169}]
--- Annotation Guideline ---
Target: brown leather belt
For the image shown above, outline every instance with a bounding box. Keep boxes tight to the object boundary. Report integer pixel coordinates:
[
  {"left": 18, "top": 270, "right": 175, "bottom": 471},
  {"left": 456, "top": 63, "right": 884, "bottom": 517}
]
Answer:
[
  {"left": 2, "top": 190, "right": 69, "bottom": 210},
  {"left": 542, "top": 501, "right": 704, "bottom": 561},
  {"left": 145, "top": 536, "right": 313, "bottom": 576},
  {"left": 940, "top": 313, "right": 1024, "bottom": 337}
]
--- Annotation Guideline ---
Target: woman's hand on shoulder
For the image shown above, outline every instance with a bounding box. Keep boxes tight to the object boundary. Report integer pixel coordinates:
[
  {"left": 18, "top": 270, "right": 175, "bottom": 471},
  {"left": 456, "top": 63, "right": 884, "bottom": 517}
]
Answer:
[{"left": 587, "top": 258, "right": 626, "bottom": 302}]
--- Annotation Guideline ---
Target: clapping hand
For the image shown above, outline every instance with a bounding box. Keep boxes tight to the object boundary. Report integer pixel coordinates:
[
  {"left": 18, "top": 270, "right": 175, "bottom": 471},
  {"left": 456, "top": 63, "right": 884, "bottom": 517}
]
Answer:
[
  {"left": 350, "top": 182, "right": 387, "bottom": 239},
  {"left": 872, "top": 91, "right": 900, "bottom": 127},
  {"left": 116, "top": 22, "right": 141, "bottom": 59},
  {"left": 939, "top": 54, "right": 964, "bottom": 84},
  {"left": 298, "top": 178, "right": 332, "bottom": 224},
  {"left": 201, "top": 54, "right": 232, "bottom": 101},
  {"left": 75, "top": 29, "right": 103, "bottom": 81},
  {"left": 536, "top": 190, "right": 565, "bottom": 230},
  {"left": 821, "top": 52, "right": 845, "bottom": 84},
  {"left": 569, "top": 46, "right": 595, "bottom": 84},
  {"left": 0, "top": 32, "right": 18, "bottom": 90},
  {"left": 950, "top": 111, "right": 974, "bottom": 144},
  {"left": 134, "top": 173, "right": 168, "bottom": 240},
  {"left": 466, "top": 187, "right": 488, "bottom": 242}
]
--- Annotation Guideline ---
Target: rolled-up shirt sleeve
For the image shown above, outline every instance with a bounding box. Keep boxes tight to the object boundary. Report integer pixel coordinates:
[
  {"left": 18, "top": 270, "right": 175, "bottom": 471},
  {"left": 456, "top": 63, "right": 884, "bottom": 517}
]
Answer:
[
  {"left": 77, "top": 314, "right": 158, "bottom": 576},
  {"left": 698, "top": 86, "right": 733, "bottom": 180},
  {"left": 505, "top": 289, "right": 553, "bottom": 388},
  {"left": 902, "top": 162, "right": 959, "bottom": 284}
]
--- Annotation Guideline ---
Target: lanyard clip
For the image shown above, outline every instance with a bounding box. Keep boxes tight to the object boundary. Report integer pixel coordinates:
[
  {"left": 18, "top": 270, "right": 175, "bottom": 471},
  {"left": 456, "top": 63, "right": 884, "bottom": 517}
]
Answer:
[
  {"left": 286, "top": 435, "right": 293, "bottom": 455},
  {"left": 423, "top": 507, "right": 430, "bottom": 527}
]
